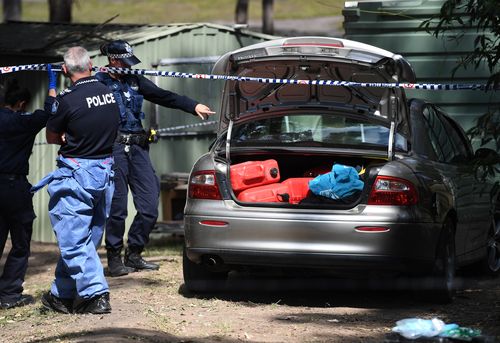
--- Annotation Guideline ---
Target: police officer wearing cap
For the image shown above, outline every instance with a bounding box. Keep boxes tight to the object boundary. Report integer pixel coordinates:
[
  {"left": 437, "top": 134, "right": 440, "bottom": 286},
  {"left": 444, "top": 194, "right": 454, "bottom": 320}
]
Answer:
[
  {"left": 32, "top": 46, "right": 120, "bottom": 314},
  {"left": 96, "top": 40, "right": 215, "bottom": 277},
  {"left": 0, "top": 80, "right": 49, "bottom": 310}
]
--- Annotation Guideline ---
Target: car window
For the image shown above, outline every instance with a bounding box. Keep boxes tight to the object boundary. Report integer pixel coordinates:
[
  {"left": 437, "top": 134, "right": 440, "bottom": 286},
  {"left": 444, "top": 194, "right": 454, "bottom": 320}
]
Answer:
[
  {"left": 439, "top": 112, "right": 472, "bottom": 162},
  {"left": 422, "top": 106, "right": 456, "bottom": 163},
  {"left": 232, "top": 113, "right": 407, "bottom": 150}
]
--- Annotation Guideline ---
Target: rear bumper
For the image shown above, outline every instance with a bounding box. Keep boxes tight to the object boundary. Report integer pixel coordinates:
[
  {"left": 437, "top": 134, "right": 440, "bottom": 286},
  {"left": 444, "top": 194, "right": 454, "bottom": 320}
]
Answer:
[
  {"left": 186, "top": 247, "right": 434, "bottom": 274},
  {"left": 184, "top": 200, "right": 442, "bottom": 274}
]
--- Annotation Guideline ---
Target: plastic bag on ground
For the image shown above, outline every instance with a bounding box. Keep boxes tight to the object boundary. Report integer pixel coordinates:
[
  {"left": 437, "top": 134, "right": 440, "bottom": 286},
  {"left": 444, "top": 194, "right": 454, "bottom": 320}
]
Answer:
[
  {"left": 392, "top": 318, "right": 456, "bottom": 339},
  {"left": 392, "top": 317, "right": 483, "bottom": 341}
]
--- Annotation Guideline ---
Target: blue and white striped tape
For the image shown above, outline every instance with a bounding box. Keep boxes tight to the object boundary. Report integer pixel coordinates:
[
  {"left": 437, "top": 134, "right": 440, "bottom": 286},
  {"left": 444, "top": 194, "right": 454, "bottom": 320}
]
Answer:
[
  {"left": 155, "top": 120, "right": 216, "bottom": 134},
  {"left": 33, "top": 120, "right": 217, "bottom": 145},
  {"left": 0, "top": 63, "right": 497, "bottom": 91}
]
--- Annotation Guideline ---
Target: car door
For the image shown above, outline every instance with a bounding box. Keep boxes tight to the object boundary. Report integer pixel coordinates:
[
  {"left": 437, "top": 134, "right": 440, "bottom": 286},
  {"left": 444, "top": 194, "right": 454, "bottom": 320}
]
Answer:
[
  {"left": 421, "top": 105, "right": 476, "bottom": 259},
  {"left": 438, "top": 112, "right": 492, "bottom": 258}
]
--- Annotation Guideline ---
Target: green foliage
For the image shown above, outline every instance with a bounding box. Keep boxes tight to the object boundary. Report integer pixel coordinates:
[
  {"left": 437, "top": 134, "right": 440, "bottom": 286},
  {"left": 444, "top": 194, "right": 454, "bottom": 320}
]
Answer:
[
  {"left": 466, "top": 108, "right": 500, "bottom": 149},
  {"left": 421, "top": 0, "right": 500, "bottom": 150},
  {"left": 472, "top": 147, "right": 500, "bottom": 183},
  {"left": 420, "top": 0, "right": 500, "bottom": 89}
]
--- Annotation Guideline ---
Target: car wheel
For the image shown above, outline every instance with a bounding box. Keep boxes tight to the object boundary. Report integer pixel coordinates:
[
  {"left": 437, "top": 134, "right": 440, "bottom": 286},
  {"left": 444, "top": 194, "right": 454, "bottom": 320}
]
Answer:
[
  {"left": 182, "top": 247, "right": 228, "bottom": 293},
  {"left": 428, "top": 218, "right": 456, "bottom": 303},
  {"left": 482, "top": 219, "right": 500, "bottom": 276}
]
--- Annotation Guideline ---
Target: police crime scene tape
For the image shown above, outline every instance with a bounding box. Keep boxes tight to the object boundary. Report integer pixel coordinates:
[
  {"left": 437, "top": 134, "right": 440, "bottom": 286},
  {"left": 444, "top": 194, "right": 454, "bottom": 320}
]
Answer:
[
  {"left": 0, "top": 63, "right": 498, "bottom": 91},
  {"left": 32, "top": 120, "right": 217, "bottom": 146}
]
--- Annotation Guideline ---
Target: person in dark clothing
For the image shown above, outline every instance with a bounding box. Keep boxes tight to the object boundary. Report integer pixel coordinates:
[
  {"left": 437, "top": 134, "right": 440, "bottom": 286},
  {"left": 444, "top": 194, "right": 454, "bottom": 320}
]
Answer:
[
  {"left": 0, "top": 79, "right": 49, "bottom": 309},
  {"left": 97, "top": 40, "right": 215, "bottom": 277},
  {"left": 32, "top": 47, "right": 120, "bottom": 314}
]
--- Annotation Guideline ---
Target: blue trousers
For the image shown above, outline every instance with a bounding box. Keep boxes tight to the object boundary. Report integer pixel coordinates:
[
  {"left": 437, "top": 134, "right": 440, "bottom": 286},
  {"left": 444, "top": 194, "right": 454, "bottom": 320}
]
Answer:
[
  {"left": 33, "top": 156, "right": 114, "bottom": 299},
  {"left": 105, "top": 143, "right": 160, "bottom": 251},
  {"left": 0, "top": 177, "right": 35, "bottom": 303}
]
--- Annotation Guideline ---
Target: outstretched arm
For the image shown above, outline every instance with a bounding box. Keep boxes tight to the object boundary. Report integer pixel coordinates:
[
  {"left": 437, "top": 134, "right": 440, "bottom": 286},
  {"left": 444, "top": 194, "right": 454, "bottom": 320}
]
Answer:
[
  {"left": 136, "top": 75, "right": 216, "bottom": 120},
  {"left": 137, "top": 75, "right": 200, "bottom": 114}
]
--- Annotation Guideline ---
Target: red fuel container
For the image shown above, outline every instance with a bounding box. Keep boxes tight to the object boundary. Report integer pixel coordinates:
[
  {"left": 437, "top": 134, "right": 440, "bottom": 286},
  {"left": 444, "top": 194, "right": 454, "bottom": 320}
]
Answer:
[
  {"left": 237, "top": 177, "right": 313, "bottom": 204},
  {"left": 281, "top": 178, "right": 313, "bottom": 204},
  {"left": 237, "top": 182, "right": 289, "bottom": 203},
  {"left": 230, "top": 159, "right": 280, "bottom": 192}
]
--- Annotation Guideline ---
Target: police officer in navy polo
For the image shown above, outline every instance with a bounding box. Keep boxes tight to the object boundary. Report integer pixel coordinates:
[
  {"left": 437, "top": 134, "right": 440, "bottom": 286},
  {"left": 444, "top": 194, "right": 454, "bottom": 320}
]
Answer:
[
  {"left": 96, "top": 40, "right": 215, "bottom": 277},
  {"left": 0, "top": 80, "right": 49, "bottom": 309},
  {"left": 33, "top": 46, "right": 120, "bottom": 314}
]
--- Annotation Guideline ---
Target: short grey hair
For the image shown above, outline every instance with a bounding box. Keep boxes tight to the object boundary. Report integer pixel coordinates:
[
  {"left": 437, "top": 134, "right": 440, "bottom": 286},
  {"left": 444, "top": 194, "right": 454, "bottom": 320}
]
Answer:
[{"left": 63, "top": 46, "right": 91, "bottom": 75}]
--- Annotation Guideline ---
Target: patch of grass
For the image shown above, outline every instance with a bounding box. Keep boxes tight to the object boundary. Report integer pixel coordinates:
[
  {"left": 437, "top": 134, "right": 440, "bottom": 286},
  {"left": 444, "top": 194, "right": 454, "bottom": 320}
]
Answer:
[
  {"left": 0, "top": 280, "right": 73, "bottom": 334},
  {"left": 0, "top": 303, "right": 62, "bottom": 329},
  {"left": 146, "top": 306, "right": 184, "bottom": 334},
  {"left": 0, "top": 283, "right": 55, "bottom": 327},
  {"left": 19, "top": 0, "right": 345, "bottom": 24},
  {"left": 143, "top": 236, "right": 184, "bottom": 257}
]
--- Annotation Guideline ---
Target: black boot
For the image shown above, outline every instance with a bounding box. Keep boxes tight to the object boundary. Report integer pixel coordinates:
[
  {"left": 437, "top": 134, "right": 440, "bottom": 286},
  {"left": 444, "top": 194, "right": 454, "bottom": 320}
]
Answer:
[
  {"left": 73, "top": 292, "right": 111, "bottom": 314},
  {"left": 107, "top": 248, "right": 135, "bottom": 277},
  {"left": 41, "top": 292, "right": 73, "bottom": 314},
  {"left": 124, "top": 246, "right": 159, "bottom": 271}
]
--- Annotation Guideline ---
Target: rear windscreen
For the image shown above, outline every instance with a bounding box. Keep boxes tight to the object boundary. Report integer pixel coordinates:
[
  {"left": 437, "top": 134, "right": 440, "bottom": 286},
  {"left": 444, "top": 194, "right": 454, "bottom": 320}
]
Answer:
[{"left": 232, "top": 113, "right": 407, "bottom": 151}]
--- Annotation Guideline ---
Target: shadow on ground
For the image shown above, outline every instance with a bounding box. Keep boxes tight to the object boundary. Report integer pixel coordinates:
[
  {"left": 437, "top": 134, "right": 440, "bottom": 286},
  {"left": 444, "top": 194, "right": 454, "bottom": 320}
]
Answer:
[
  {"left": 26, "top": 327, "right": 233, "bottom": 343},
  {"left": 28, "top": 327, "right": 453, "bottom": 343},
  {"left": 179, "top": 267, "right": 499, "bottom": 309}
]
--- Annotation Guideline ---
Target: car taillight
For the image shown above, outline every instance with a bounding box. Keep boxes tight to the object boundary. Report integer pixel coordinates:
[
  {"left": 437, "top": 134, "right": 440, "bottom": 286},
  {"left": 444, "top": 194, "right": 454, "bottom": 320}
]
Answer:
[
  {"left": 368, "top": 176, "right": 418, "bottom": 206},
  {"left": 188, "top": 170, "right": 222, "bottom": 200}
]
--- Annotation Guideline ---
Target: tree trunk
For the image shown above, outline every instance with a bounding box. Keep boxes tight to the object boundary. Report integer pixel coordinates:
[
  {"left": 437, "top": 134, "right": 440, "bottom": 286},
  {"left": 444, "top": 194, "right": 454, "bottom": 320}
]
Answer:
[
  {"left": 49, "top": 0, "right": 72, "bottom": 23},
  {"left": 262, "top": 0, "right": 274, "bottom": 34},
  {"left": 3, "top": 0, "right": 21, "bottom": 22},
  {"left": 235, "top": 0, "right": 249, "bottom": 24}
]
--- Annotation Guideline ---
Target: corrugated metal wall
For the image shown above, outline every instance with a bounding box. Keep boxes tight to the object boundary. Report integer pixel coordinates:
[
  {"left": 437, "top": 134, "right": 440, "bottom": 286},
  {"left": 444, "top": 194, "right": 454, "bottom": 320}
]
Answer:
[
  {"left": 343, "top": 0, "right": 498, "bottom": 132},
  {"left": 1, "top": 23, "right": 274, "bottom": 242}
]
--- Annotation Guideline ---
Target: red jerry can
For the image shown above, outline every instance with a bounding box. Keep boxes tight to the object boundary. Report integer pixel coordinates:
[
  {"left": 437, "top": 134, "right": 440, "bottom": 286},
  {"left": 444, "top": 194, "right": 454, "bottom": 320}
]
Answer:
[
  {"left": 237, "top": 182, "right": 289, "bottom": 203},
  {"left": 230, "top": 159, "right": 280, "bottom": 192},
  {"left": 281, "top": 178, "right": 313, "bottom": 204}
]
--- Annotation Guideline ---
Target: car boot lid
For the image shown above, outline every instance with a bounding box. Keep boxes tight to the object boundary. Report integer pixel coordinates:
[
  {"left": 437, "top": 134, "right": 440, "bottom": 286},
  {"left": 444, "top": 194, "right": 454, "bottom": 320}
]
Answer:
[
  {"left": 213, "top": 36, "right": 415, "bottom": 77},
  {"left": 214, "top": 36, "right": 414, "bottom": 137}
]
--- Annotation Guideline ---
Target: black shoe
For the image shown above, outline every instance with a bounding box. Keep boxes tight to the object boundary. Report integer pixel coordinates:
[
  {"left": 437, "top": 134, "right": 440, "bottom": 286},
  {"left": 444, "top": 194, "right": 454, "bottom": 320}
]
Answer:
[
  {"left": 124, "top": 247, "right": 160, "bottom": 271},
  {"left": 107, "top": 248, "right": 135, "bottom": 277},
  {"left": 73, "top": 292, "right": 111, "bottom": 314},
  {"left": 0, "top": 294, "right": 34, "bottom": 310},
  {"left": 41, "top": 292, "right": 73, "bottom": 314}
]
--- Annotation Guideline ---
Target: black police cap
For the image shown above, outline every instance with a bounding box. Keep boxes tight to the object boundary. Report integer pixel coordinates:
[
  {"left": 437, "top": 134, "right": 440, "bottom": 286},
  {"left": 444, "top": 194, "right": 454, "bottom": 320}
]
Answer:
[{"left": 100, "top": 40, "right": 141, "bottom": 66}]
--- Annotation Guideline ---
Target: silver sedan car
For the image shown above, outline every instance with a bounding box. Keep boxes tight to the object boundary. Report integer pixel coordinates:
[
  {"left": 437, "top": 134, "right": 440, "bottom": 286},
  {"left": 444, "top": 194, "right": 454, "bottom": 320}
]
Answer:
[{"left": 183, "top": 37, "right": 500, "bottom": 302}]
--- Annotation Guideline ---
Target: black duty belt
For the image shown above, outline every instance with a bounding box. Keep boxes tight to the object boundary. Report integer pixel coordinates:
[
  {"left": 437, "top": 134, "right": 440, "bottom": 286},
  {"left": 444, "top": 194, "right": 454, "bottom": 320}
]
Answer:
[
  {"left": 0, "top": 173, "right": 25, "bottom": 181},
  {"left": 116, "top": 132, "right": 149, "bottom": 147}
]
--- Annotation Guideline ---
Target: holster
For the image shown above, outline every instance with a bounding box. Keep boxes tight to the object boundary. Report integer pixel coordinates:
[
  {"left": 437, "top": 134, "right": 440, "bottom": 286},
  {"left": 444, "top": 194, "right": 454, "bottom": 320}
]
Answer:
[{"left": 117, "top": 132, "right": 149, "bottom": 148}]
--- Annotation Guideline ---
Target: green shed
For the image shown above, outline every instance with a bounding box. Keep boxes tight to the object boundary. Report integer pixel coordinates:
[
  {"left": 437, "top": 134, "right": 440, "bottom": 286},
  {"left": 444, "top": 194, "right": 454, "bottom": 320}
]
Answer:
[
  {"left": 0, "top": 22, "right": 276, "bottom": 242},
  {"left": 343, "top": 0, "right": 498, "bottom": 135}
]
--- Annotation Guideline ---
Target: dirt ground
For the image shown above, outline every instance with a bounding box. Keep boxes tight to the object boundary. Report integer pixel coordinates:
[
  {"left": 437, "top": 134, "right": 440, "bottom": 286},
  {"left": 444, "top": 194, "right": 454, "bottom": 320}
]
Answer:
[{"left": 1, "top": 238, "right": 499, "bottom": 343}]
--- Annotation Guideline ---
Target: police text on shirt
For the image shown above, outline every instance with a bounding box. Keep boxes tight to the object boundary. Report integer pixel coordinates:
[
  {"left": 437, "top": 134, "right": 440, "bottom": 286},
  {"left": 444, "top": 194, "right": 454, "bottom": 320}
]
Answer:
[{"left": 86, "top": 93, "right": 116, "bottom": 108}]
